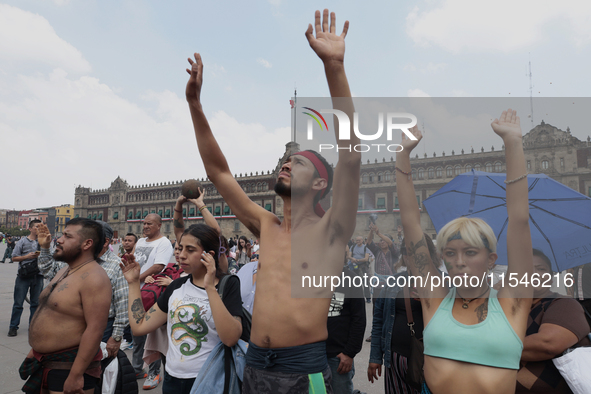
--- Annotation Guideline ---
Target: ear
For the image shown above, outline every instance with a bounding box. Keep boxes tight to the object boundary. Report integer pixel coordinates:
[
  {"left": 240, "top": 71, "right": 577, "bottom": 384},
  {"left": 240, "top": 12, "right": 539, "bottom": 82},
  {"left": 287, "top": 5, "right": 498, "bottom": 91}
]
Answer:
[
  {"left": 487, "top": 252, "right": 497, "bottom": 270},
  {"left": 208, "top": 250, "right": 215, "bottom": 257},
  {"left": 312, "top": 178, "right": 328, "bottom": 193},
  {"left": 82, "top": 239, "right": 94, "bottom": 253}
]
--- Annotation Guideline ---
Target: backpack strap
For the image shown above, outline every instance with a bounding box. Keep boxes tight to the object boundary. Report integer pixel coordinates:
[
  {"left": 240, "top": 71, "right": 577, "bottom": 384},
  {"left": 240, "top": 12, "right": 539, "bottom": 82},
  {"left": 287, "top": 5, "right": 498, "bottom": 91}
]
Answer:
[{"left": 217, "top": 274, "right": 233, "bottom": 394}]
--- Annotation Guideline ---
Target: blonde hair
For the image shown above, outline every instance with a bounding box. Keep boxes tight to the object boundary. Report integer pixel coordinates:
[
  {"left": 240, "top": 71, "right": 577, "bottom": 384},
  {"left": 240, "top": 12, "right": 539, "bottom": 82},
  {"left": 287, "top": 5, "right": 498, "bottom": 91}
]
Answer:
[{"left": 436, "top": 217, "right": 497, "bottom": 255}]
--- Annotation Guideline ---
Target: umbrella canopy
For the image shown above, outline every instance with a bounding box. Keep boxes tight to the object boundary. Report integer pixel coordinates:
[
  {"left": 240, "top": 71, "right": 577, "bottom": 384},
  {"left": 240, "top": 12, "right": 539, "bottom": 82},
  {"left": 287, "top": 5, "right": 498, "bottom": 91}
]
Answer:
[{"left": 423, "top": 171, "right": 591, "bottom": 272}]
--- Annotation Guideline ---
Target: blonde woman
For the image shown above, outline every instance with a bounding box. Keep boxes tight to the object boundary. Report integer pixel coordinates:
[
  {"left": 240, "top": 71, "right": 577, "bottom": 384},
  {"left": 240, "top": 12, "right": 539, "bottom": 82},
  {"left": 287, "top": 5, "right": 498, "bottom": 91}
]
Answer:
[{"left": 396, "top": 109, "right": 533, "bottom": 394}]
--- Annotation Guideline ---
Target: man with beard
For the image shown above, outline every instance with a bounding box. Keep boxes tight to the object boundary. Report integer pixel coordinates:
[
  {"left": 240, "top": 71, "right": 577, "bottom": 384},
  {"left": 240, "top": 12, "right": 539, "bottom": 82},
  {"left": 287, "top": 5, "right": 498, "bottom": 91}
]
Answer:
[
  {"left": 37, "top": 221, "right": 129, "bottom": 359},
  {"left": 20, "top": 218, "right": 111, "bottom": 394},
  {"left": 185, "top": 9, "right": 360, "bottom": 393},
  {"left": 121, "top": 233, "right": 138, "bottom": 256}
]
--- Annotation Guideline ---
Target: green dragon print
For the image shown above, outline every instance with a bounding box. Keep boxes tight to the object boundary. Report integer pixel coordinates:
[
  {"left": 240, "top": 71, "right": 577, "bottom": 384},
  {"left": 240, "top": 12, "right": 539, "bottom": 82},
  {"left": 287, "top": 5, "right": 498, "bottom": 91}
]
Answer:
[{"left": 170, "top": 304, "right": 208, "bottom": 356}]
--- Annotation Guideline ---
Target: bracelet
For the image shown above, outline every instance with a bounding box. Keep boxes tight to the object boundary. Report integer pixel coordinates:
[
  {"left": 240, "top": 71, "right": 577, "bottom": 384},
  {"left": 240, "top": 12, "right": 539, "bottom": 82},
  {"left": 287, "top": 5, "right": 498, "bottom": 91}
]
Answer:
[
  {"left": 174, "top": 208, "right": 182, "bottom": 213},
  {"left": 504, "top": 173, "right": 528, "bottom": 184},
  {"left": 198, "top": 206, "right": 207, "bottom": 213},
  {"left": 395, "top": 166, "right": 411, "bottom": 180}
]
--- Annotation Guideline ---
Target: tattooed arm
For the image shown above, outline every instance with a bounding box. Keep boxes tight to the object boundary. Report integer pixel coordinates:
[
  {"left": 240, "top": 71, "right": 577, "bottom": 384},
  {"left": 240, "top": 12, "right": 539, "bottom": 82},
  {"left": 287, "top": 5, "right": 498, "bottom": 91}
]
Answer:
[
  {"left": 120, "top": 253, "right": 167, "bottom": 336},
  {"left": 395, "top": 126, "right": 447, "bottom": 301},
  {"left": 173, "top": 195, "right": 188, "bottom": 242}
]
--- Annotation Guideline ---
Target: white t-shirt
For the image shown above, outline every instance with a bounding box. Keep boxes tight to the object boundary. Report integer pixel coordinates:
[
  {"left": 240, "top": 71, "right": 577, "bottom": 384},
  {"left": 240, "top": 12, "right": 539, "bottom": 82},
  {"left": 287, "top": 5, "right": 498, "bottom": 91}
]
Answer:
[
  {"left": 134, "top": 236, "right": 173, "bottom": 285},
  {"left": 157, "top": 275, "right": 243, "bottom": 379}
]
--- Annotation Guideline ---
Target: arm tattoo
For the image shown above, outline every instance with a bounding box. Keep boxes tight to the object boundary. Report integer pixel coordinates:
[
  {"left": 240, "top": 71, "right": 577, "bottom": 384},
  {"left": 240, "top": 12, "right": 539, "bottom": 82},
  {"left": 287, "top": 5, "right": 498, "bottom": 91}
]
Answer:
[
  {"left": 173, "top": 219, "right": 184, "bottom": 229},
  {"left": 145, "top": 305, "right": 156, "bottom": 321},
  {"left": 475, "top": 300, "right": 488, "bottom": 323},
  {"left": 131, "top": 298, "right": 146, "bottom": 324},
  {"left": 407, "top": 237, "right": 430, "bottom": 275}
]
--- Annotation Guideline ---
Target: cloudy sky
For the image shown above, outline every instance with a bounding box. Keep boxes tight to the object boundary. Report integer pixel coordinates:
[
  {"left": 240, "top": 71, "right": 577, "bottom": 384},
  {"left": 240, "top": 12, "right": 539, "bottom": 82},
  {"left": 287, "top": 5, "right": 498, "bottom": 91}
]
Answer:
[{"left": 1, "top": 0, "right": 591, "bottom": 210}]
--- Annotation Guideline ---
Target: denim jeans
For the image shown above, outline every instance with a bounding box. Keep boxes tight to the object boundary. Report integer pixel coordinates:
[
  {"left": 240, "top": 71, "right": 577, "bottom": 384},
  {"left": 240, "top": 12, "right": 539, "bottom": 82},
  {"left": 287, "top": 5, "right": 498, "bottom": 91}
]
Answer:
[
  {"left": 162, "top": 370, "right": 195, "bottom": 394},
  {"left": 132, "top": 334, "right": 161, "bottom": 375},
  {"left": 2, "top": 246, "right": 13, "bottom": 262},
  {"left": 10, "top": 274, "right": 43, "bottom": 330},
  {"left": 327, "top": 356, "right": 355, "bottom": 394}
]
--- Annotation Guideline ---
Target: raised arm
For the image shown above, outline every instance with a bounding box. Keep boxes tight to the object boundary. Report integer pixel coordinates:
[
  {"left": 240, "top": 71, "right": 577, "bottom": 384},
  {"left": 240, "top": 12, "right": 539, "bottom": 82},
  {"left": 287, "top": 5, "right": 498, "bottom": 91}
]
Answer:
[
  {"left": 36, "top": 223, "right": 65, "bottom": 280},
  {"left": 396, "top": 127, "right": 446, "bottom": 300},
  {"left": 491, "top": 109, "right": 533, "bottom": 301},
  {"left": 185, "top": 56, "right": 272, "bottom": 237},
  {"left": 173, "top": 194, "right": 188, "bottom": 242},
  {"left": 120, "top": 253, "right": 167, "bottom": 336},
  {"left": 305, "top": 9, "right": 360, "bottom": 242},
  {"left": 189, "top": 189, "right": 221, "bottom": 235}
]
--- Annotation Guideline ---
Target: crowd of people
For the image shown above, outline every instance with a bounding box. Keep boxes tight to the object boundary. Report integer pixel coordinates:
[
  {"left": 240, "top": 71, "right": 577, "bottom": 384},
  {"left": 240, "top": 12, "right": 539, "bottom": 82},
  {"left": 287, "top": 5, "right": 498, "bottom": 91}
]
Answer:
[{"left": 3, "top": 8, "right": 591, "bottom": 394}]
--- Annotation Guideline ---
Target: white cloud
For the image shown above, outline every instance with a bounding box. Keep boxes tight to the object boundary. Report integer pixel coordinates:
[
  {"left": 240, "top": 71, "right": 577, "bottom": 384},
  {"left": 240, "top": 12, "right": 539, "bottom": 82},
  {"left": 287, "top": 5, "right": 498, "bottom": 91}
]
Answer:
[
  {"left": 404, "top": 62, "right": 446, "bottom": 74},
  {"left": 53, "top": 0, "right": 71, "bottom": 5},
  {"left": 406, "top": 0, "right": 591, "bottom": 53},
  {"left": 257, "top": 58, "right": 273, "bottom": 68},
  {"left": 268, "top": 0, "right": 281, "bottom": 5},
  {"left": 0, "top": 4, "right": 91, "bottom": 74},
  {"left": 407, "top": 89, "right": 431, "bottom": 97}
]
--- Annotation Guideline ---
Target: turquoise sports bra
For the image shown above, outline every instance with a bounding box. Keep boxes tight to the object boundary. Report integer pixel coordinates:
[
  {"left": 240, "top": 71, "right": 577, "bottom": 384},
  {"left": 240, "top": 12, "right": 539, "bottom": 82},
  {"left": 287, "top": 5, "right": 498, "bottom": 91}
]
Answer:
[{"left": 423, "top": 287, "right": 523, "bottom": 370}]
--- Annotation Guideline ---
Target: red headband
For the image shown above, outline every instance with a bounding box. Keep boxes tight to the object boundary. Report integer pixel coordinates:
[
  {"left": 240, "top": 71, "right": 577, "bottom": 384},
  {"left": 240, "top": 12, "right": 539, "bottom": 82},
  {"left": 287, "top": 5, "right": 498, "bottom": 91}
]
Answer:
[{"left": 292, "top": 151, "right": 329, "bottom": 217}]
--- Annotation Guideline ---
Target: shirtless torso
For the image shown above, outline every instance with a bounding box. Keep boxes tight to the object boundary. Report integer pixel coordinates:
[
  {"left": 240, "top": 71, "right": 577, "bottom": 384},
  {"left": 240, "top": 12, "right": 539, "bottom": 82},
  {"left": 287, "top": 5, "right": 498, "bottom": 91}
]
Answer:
[{"left": 29, "top": 261, "right": 111, "bottom": 353}]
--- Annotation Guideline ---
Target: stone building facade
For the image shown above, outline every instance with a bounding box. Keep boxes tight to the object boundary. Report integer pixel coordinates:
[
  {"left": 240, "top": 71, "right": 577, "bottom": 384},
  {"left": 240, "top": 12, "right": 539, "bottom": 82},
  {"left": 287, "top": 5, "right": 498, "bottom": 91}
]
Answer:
[{"left": 73, "top": 124, "right": 591, "bottom": 241}]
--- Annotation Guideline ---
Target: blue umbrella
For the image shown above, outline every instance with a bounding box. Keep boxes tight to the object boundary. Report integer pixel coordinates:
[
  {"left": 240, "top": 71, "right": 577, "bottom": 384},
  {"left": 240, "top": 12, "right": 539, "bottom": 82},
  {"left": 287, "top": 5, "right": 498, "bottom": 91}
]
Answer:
[{"left": 423, "top": 171, "right": 591, "bottom": 271}]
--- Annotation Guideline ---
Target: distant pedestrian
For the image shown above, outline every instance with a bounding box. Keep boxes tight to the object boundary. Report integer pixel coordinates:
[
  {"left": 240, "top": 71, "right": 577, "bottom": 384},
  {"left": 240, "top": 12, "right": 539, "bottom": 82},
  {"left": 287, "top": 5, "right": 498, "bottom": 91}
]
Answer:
[{"left": 1, "top": 235, "right": 16, "bottom": 263}]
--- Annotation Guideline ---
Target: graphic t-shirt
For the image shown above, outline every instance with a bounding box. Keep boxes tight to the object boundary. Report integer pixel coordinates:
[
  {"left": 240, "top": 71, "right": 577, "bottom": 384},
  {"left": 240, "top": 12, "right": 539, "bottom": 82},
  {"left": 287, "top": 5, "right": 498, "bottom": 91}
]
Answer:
[
  {"left": 134, "top": 237, "right": 173, "bottom": 285},
  {"left": 157, "top": 275, "right": 243, "bottom": 379}
]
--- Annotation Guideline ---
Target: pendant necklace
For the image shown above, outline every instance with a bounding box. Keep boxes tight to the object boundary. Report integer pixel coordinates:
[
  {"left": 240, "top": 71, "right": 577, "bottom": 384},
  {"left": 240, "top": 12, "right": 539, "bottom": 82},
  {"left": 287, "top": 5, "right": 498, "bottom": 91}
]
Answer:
[
  {"left": 457, "top": 287, "right": 490, "bottom": 309},
  {"left": 49, "top": 258, "right": 95, "bottom": 293}
]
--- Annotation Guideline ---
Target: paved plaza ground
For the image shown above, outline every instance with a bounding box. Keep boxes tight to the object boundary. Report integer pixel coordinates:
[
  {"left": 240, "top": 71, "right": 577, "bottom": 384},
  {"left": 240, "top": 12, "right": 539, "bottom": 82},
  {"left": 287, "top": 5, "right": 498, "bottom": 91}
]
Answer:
[{"left": 0, "top": 242, "right": 381, "bottom": 393}]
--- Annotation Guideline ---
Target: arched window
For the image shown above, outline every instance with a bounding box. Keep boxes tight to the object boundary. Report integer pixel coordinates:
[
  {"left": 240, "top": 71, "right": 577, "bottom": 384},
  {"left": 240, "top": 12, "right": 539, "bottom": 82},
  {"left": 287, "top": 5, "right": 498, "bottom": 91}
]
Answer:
[
  {"left": 494, "top": 162, "right": 502, "bottom": 172},
  {"left": 428, "top": 168, "right": 434, "bottom": 179},
  {"left": 384, "top": 171, "right": 391, "bottom": 181},
  {"left": 446, "top": 166, "right": 453, "bottom": 177},
  {"left": 485, "top": 162, "right": 492, "bottom": 172},
  {"left": 474, "top": 164, "right": 481, "bottom": 171},
  {"left": 369, "top": 173, "right": 375, "bottom": 183},
  {"left": 412, "top": 169, "right": 417, "bottom": 180},
  {"left": 362, "top": 174, "right": 368, "bottom": 184},
  {"left": 542, "top": 160, "right": 549, "bottom": 169},
  {"left": 436, "top": 167, "right": 442, "bottom": 178},
  {"left": 377, "top": 172, "right": 383, "bottom": 182},
  {"left": 465, "top": 164, "right": 471, "bottom": 173},
  {"left": 418, "top": 168, "right": 424, "bottom": 180},
  {"left": 454, "top": 165, "right": 462, "bottom": 175}
]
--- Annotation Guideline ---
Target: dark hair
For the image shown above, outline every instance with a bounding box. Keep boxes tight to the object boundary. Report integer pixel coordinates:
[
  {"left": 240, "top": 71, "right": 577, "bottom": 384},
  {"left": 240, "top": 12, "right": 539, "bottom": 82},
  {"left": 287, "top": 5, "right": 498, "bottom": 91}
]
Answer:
[
  {"left": 237, "top": 235, "right": 248, "bottom": 252},
  {"left": 29, "top": 219, "right": 41, "bottom": 228},
  {"left": 305, "top": 150, "right": 334, "bottom": 206},
  {"left": 400, "top": 233, "right": 438, "bottom": 263},
  {"left": 183, "top": 224, "right": 224, "bottom": 279},
  {"left": 533, "top": 248, "right": 553, "bottom": 273},
  {"left": 125, "top": 233, "right": 138, "bottom": 243},
  {"left": 66, "top": 218, "right": 104, "bottom": 259}
]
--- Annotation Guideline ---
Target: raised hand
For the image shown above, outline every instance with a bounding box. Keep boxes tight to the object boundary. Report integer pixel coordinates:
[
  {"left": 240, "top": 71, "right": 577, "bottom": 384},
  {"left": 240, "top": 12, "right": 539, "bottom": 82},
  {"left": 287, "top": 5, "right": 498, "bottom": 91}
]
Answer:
[
  {"left": 399, "top": 125, "right": 422, "bottom": 154},
  {"left": 37, "top": 223, "right": 52, "bottom": 249},
  {"left": 491, "top": 109, "right": 522, "bottom": 140},
  {"left": 201, "top": 251, "right": 217, "bottom": 290},
  {"left": 185, "top": 53, "right": 204, "bottom": 105},
  {"left": 189, "top": 187, "right": 205, "bottom": 207},
  {"left": 305, "top": 9, "right": 349, "bottom": 65},
  {"left": 120, "top": 253, "right": 140, "bottom": 284}
]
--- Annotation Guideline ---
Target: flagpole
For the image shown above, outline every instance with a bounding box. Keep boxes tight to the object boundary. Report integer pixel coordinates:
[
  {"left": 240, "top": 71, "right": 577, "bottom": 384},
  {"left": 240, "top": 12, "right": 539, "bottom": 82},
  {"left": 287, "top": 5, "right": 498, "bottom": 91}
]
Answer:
[{"left": 293, "top": 89, "right": 297, "bottom": 143}]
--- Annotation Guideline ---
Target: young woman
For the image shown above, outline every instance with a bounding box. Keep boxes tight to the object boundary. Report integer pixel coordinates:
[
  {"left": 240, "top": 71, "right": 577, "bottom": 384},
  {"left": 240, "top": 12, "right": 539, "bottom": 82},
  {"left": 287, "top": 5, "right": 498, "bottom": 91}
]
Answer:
[
  {"left": 396, "top": 109, "right": 533, "bottom": 394},
  {"left": 121, "top": 224, "right": 243, "bottom": 393},
  {"left": 235, "top": 235, "right": 252, "bottom": 268}
]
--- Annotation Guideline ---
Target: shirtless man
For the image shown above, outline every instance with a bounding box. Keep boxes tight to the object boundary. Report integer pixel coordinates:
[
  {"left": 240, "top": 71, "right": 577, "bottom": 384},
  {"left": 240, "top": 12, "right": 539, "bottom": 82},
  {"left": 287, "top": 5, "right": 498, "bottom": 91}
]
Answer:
[
  {"left": 21, "top": 218, "right": 111, "bottom": 394},
  {"left": 185, "top": 9, "right": 359, "bottom": 393}
]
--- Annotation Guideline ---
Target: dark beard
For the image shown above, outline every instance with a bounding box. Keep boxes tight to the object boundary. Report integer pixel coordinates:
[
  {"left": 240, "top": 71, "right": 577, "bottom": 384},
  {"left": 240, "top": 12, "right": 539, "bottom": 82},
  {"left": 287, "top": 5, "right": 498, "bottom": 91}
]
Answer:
[
  {"left": 274, "top": 181, "right": 291, "bottom": 197},
  {"left": 53, "top": 244, "right": 83, "bottom": 264}
]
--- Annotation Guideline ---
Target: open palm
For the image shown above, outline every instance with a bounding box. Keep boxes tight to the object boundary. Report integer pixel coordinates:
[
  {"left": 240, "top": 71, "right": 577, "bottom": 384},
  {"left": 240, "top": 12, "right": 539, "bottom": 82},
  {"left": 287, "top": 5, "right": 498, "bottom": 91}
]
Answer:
[
  {"left": 305, "top": 9, "right": 349, "bottom": 64},
  {"left": 491, "top": 109, "right": 522, "bottom": 140}
]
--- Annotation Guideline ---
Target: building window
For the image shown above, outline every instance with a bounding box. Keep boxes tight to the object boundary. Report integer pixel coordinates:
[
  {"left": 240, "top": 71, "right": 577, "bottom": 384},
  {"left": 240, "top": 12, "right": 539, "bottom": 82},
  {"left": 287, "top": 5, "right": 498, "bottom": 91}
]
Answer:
[
  {"left": 165, "top": 224, "right": 170, "bottom": 232},
  {"left": 377, "top": 172, "right": 383, "bottom": 182},
  {"left": 137, "top": 225, "right": 141, "bottom": 233},
  {"left": 224, "top": 206, "right": 231, "bottom": 215},
  {"left": 542, "top": 160, "right": 549, "bottom": 169},
  {"left": 129, "top": 226, "right": 132, "bottom": 233},
  {"left": 418, "top": 169, "right": 424, "bottom": 180},
  {"left": 395, "top": 197, "right": 399, "bottom": 209},
  {"left": 264, "top": 204, "right": 272, "bottom": 212},
  {"left": 98, "top": 213, "right": 102, "bottom": 220},
  {"left": 128, "top": 211, "right": 133, "bottom": 219},
  {"left": 474, "top": 164, "right": 481, "bottom": 171},
  {"left": 362, "top": 174, "right": 368, "bottom": 184},
  {"left": 358, "top": 198, "right": 363, "bottom": 209},
  {"left": 454, "top": 165, "right": 461, "bottom": 175},
  {"left": 446, "top": 167, "right": 453, "bottom": 177},
  {"left": 560, "top": 158, "right": 564, "bottom": 169},
  {"left": 384, "top": 171, "right": 391, "bottom": 181},
  {"left": 412, "top": 169, "right": 417, "bottom": 180},
  {"left": 113, "top": 212, "right": 119, "bottom": 220},
  {"left": 369, "top": 173, "right": 374, "bottom": 183},
  {"left": 215, "top": 206, "right": 221, "bottom": 215},
  {"left": 158, "top": 209, "right": 163, "bottom": 217},
  {"left": 485, "top": 163, "right": 492, "bottom": 172},
  {"left": 428, "top": 168, "right": 434, "bottom": 179},
  {"left": 494, "top": 162, "right": 502, "bottom": 172},
  {"left": 234, "top": 221, "right": 240, "bottom": 231},
  {"left": 417, "top": 195, "right": 421, "bottom": 207},
  {"left": 165, "top": 209, "right": 171, "bottom": 218},
  {"left": 136, "top": 211, "right": 141, "bottom": 219},
  {"left": 189, "top": 207, "right": 195, "bottom": 216},
  {"left": 143, "top": 210, "right": 148, "bottom": 218},
  {"left": 436, "top": 167, "right": 442, "bottom": 178},
  {"left": 182, "top": 208, "right": 186, "bottom": 216},
  {"left": 377, "top": 197, "right": 386, "bottom": 209}
]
